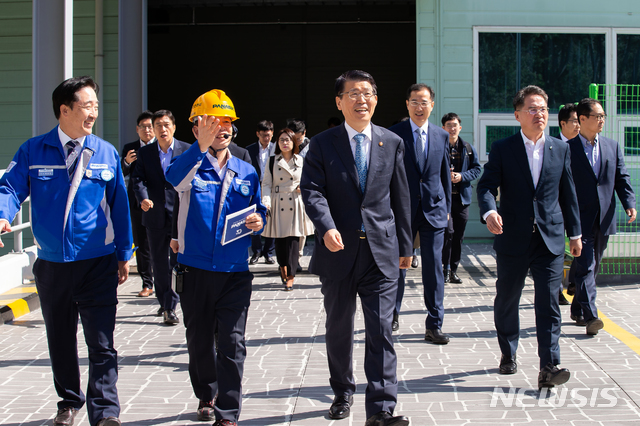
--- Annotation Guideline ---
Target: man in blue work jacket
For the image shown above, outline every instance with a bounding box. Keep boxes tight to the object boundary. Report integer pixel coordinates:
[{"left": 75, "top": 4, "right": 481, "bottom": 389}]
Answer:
[
  {"left": 165, "top": 89, "right": 266, "bottom": 426},
  {"left": 0, "top": 76, "right": 133, "bottom": 426}
]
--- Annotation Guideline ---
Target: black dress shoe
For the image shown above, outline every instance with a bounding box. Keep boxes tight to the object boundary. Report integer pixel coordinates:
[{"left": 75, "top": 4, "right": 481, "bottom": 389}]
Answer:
[
  {"left": 443, "top": 269, "right": 450, "bottom": 283},
  {"left": 570, "top": 314, "right": 586, "bottom": 326},
  {"left": 586, "top": 317, "right": 604, "bottom": 335},
  {"left": 249, "top": 252, "right": 261, "bottom": 265},
  {"left": 392, "top": 312, "right": 399, "bottom": 332},
  {"left": 54, "top": 407, "right": 79, "bottom": 425},
  {"left": 264, "top": 256, "right": 275, "bottom": 264},
  {"left": 156, "top": 307, "right": 165, "bottom": 317},
  {"left": 163, "top": 309, "right": 179, "bottom": 325},
  {"left": 567, "top": 282, "right": 576, "bottom": 296},
  {"left": 538, "top": 363, "right": 570, "bottom": 390},
  {"left": 425, "top": 328, "right": 450, "bottom": 344},
  {"left": 499, "top": 354, "right": 517, "bottom": 374},
  {"left": 364, "top": 411, "right": 410, "bottom": 426},
  {"left": 559, "top": 291, "right": 570, "bottom": 305},
  {"left": 449, "top": 271, "right": 463, "bottom": 284},
  {"left": 411, "top": 255, "right": 419, "bottom": 268},
  {"left": 96, "top": 418, "right": 121, "bottom": 426},
  {"left": 328, "top": 394, "right": 353, "bottom": 419}
]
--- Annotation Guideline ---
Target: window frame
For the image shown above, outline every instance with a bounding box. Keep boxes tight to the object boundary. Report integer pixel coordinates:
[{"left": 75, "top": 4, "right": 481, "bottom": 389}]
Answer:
[{"left": 473, "top": 26, "right": 613, "bottom": 161}]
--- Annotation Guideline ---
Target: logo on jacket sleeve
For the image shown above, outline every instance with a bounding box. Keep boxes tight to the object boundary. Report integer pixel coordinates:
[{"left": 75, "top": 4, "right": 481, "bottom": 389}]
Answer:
[{"left": 101, "top": 170, "right": 114, "bottom": 181}]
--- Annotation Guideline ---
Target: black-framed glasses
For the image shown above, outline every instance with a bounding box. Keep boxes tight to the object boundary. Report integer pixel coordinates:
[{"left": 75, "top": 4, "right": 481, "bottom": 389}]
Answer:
[{"left": 589, "top": 114, "right": 607, "bottom": 121}]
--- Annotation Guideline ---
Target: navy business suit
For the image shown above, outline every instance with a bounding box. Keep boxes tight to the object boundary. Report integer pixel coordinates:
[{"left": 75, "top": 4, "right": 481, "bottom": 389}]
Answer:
[
  {"left": 389, "top": 120, "right": 451, "bottom": 330},
  {"left": 246, "top": 141, "right": 275, "bottom": 259},
  {"left": 568, "top": 134, "right": 635, "bottom": 321},
  {"left": 301, "top": 123, "right": 412, "bottom": 418},
  {"left": 121, "top": 140, "right": 154, "bottom": 290},
  {"left": 477, "top": 132, "right": 581, "bottom": 368},
  {"left": 132, "top": 139, "right": 190, "bottom": 313}
]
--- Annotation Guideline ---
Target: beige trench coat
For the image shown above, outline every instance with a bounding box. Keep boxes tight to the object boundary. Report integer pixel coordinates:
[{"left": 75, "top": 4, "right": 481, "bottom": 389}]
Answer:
[{"left": 261, "top": 154, "right": 314, "bottom": 238}]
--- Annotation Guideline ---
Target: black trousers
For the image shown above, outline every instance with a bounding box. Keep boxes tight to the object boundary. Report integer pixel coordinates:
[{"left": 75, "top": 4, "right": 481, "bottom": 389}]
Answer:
[
  {"left": 494, "top": 230, "right": 564, "bottom": 369},
  {"left": 571, "top": 224, "right": 608, "bottom": 321},
  {"left": 130, "top": 205, "right": 154, "bottom": 289},
  {"left": 179, "top": 267, "right": 252, "bottom": 423},
  {"left": 275, "top": 236, "right": 300, "bottom": 277},
  {"left": 33, "top": 253, "right": 120, "bottom": 426},
  {"left": 321, "top": 238, "right": 398, "bottom": 418},
  {"left": 146, "top": 222, "right": 178, "bottom": 311},
  {"left": 250, "top": 234, "right": 275, "bottom": 258},
  {"left": 442, "top": 194, "right": 469, "bottom": 272}
]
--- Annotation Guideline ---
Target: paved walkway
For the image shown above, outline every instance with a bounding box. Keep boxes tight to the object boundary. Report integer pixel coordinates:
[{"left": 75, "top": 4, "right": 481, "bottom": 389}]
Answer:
[{"left": 2, "top": 243, "right": 640, "bottom": 425}]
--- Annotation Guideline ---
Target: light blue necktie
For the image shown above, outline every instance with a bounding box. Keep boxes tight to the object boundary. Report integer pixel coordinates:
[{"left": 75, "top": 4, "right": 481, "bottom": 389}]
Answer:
[
  {"left": 354, "top": 133, "right": 367, "bottom": 194},
  {"left": 415, "top": 128, "right": 426, "bottom": 173},
  {"left": 354, "top": 133, "right": 367, "bottom": 232}
]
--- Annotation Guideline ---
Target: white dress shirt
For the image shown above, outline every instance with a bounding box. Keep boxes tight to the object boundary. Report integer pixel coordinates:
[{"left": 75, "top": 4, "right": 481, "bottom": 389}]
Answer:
[{"left": 257, "top": 141, "right": 275, "bottom": 178}]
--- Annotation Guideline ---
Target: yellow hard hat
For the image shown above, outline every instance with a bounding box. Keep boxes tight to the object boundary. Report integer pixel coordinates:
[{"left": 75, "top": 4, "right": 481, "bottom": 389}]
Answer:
[{"left": 189, "top": 89, "right": 239, "bottom": 122}]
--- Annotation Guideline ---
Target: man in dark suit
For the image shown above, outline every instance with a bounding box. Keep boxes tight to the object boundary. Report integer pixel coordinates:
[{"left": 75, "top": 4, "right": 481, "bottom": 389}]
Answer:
[
  {"left": 132, "top": 109, "right": 190, "bottom": 325},
  {"left": 301, "top": 70, "right": 412, "bottom": 426},
  {"left": 477, "top": 85, "right": 582, "bottom": 390},
  {"left": 246, "top": 120, "right": 276, "bottom": 265},
  {"left": 388, "top": 84, "right": 451, "bottom": 343},
  {"left": 441, "top": 112, "right": 482, "bottom": 284},
  {"left": 121, "top": 110, "right": 155, "bottom": 297},
  {"left": 557, "top": 103, "right": 581, "bottom": 306},
  {"left": 567, "top": 98, "right": 636, "bottom": 334}
]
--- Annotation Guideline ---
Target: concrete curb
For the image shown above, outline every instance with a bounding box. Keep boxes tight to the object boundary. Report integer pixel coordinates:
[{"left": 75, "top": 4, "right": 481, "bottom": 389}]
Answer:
[{"left": 0, "top": 291, "right": 40, "bottom": 325}]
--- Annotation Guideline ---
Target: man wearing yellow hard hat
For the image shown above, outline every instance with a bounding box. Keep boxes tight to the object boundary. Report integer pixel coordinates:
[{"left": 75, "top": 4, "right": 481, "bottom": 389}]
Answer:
[{"left": 165, "top": 89, "right": 267, "bottom": 426}]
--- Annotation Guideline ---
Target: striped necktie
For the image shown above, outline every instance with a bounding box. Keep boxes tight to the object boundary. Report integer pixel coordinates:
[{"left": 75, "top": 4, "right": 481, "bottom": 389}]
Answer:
[{"left": 65, "top": 140, "right": 79, "bottom": 179}]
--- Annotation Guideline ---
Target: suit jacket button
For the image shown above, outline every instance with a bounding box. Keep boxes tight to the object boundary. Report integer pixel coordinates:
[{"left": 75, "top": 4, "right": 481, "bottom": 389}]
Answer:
[
  {"left": 533, "top": 197, "right": 537, "bottom": 201},
  {"left": 280, "top": 178, "right": 283, "bottom": 180}
]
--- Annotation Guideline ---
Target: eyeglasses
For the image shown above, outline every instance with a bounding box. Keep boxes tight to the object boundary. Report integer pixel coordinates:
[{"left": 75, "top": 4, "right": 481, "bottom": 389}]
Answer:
[
  {"left": 519, "top": 107, "right": 550, "bottom": 115},
  {"left": 339, "top": 91, "right": 376, "bottom": 101},
  {"left": 565, "top": 119, "right": 579, "bottom": 124},
  {"left": 589, "top": 114, "right": 607, "bottom": 121},
  {"left": 138, "top": 125, "right": 153, "bottom": 130},
  {"left": 408, "top": 100, "right": 433, "bottom": 108}
]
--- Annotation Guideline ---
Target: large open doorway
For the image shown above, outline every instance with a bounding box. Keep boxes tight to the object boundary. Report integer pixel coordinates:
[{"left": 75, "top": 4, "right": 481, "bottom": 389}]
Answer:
[{"left": 148, "top": 1, "right": 416, "bottom": 145}]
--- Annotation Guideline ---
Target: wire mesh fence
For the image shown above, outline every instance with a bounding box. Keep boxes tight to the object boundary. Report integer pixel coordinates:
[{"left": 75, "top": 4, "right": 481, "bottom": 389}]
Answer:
[{"left": 589, "top": 83, "right": 640, "bottom": 274}]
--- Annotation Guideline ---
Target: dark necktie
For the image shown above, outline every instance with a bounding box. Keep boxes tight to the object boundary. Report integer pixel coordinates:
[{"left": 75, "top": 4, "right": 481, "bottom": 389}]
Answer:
[
  {"left": 415, "top": 128, "right": 426, "bottom": 173},
  {"left": 65, "top": 140, "right": 79, "bottom": 179}
]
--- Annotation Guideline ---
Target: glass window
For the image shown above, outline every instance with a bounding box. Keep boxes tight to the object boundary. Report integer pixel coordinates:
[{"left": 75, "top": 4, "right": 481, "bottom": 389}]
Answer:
[
  {"left": 486, "top": 126, "right": 520, "bottom": 154},
  {"left": 624, "top": 126, "right": 640, "bottom": 156},
  {"left": 479, "top": 33, "right": 605, "bottom": 114}
]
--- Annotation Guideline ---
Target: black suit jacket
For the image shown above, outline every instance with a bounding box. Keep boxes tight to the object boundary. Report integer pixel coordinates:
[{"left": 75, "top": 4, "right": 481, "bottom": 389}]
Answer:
[
  {"left": 121, "top": 139, "right": 150, "bottom": 213},
  {"left": 453, "top": 137, "right": 482, "bottom": 206},
  {"left": 131, "top": 139, "right": 190, "bottom": 229},
  {"left": 388, "top": 120, "right": 451, "bottom": 229},
  {"left": 229, "top": 142, "right": 252, "bottom": 166},
  {"left": 477, "top": 132, "right": 581, "bottom": 256},
  {"left": 568, "top": 135, "right": 635, "bottom": 236},
  {"left": 301, "top": 123, "right": 413, "bottom": 281}
]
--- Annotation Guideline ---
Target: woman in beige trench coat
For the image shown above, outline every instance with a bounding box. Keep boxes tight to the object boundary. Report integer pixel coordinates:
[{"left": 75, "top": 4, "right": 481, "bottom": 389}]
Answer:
[{"left": 262, "top": 128, "right": 314, "bottom": 290}]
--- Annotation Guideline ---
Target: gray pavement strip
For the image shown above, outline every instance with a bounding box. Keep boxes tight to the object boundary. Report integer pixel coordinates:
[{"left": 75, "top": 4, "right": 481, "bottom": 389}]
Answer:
[{"left": 1, "top": 244, "right": 640, "bottom": 425}]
